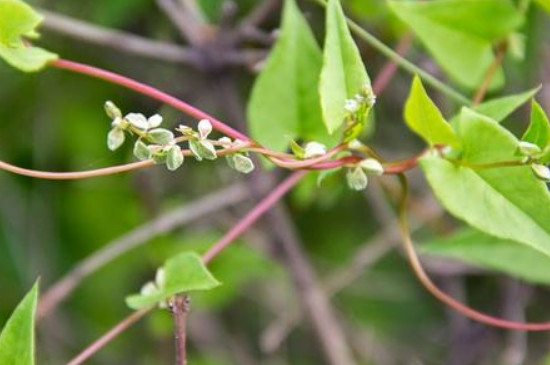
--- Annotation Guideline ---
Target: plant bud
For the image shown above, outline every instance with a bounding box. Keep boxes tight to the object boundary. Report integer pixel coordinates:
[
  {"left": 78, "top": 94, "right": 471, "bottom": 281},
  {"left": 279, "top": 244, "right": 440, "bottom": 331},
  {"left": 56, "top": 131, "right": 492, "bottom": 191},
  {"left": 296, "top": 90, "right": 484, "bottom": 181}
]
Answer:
[
  {"left": 231, "top": 154, "right": 255, "bottom": 174},
  {"left": 346, "top": 167, "right": 368, "bottom": 191},
  {"left": 166, "top": 145, "right": 184, "bottom": 171},
  {"left": 198, "top": 119, "right": 213, "bottom": 139},
  {"left": 133, "top": 140, "right": 152, "bottom": 161},
  {"left": 147, "top": 128, "right": 174, "bottom": 145},
  {"left": 532, "top": 163, "right": 550, "bottom": 182},
  {"left": 303, "top": 142, "right": 327, "bottom": 159},
  {"left": 218, "top": 137, "right": 232, "bottom": 148},
  {"left": 155, "top": 268, "right": 166, "bottom": 289},
  {"left": 104, "top": 100, "right": 122, "bottom": 119},
  {"left": 359, "top": 158, "right": 384, "bottom": 176},
  {"left": 107, "top": 128, "right": 125, "bottom": 151},
  {"left": 518, "top": 141, "right": 542, "bottom": 157},
  {"left": 140, "top": 282, "right": 157, "bottom": 296},
  {"left": 345, "top": 99, "right": 360, "bottom": 113}
]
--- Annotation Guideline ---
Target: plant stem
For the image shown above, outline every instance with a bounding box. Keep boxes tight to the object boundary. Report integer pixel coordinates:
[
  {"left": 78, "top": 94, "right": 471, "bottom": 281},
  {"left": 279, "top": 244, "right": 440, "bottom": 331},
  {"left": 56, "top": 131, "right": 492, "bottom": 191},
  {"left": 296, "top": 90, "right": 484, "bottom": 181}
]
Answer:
[
  {"left": 472, "top": 43, "right": 508, "bottom": 105},
  {"left": 202, "top": 170, "right": 306, "bottom": 264},
  {"left": 65, "top": 308, "right": 150, "bottom": 365},
  {"left": 309, "top": 0, "right": 471, "bottom": 106},
  {"left": 51, "top": 59, "right": 250, "bottom": 142},
  {"left": 172, "top": 295, "right": 190, "bottom": 365},
  {"left": 396, "top": 174, "right": 550, "bottom": 331}
]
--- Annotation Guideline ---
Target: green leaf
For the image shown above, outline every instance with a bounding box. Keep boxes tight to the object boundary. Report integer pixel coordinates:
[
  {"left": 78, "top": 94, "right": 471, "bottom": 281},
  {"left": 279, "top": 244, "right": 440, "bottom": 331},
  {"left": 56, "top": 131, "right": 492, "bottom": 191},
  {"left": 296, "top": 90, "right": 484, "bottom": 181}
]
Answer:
[
  {"left": 126, "top": 252, "right": 220, "bottom": 310},
  {"left": 319, "top": 0, "right": 371, "bottom": 134},
  {"left": 0, "top": 281, "right": 39, "bottom": 365},
  {"left": 247, "top": 0, "right": 328, "bottom": 151},
  {"left": 420, "top": 108, "right": 550, "bottom": 259},
  {"left": 0, "top": 0, "right": 58, "bottom": 72},
  {"left": 388, "top": 0, "right": 523, "bottom": 89},
  {"left": 422, "top": 228, "right": 550, "bottom": 285},
  {"left": 404, "top": 76, "right": 458, "bottom": 147},
  {"left": 522, "top": 100, "right": 550, "bottom": 162},
  {"left": 472, "top": 87, "right": 541, "bottom": 122}
]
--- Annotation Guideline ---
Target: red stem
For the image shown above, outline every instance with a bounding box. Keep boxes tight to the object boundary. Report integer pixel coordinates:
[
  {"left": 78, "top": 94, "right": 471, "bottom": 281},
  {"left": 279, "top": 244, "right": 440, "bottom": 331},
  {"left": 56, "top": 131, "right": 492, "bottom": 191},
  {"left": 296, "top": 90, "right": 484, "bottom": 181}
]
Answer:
[
  {"left": 51, "top": 59, "right": 249, "bottom": 142},
  {"left": 202, "top": 171, "right": 306, "bottom": 264}
]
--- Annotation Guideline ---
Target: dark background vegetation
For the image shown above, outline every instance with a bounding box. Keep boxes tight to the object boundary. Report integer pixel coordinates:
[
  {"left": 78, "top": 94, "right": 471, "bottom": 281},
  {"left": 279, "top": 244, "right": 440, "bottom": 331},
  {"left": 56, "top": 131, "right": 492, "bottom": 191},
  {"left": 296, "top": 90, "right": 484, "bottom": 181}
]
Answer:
[{"left": 0, "top": 0, "right": 550, "bottom": 364}]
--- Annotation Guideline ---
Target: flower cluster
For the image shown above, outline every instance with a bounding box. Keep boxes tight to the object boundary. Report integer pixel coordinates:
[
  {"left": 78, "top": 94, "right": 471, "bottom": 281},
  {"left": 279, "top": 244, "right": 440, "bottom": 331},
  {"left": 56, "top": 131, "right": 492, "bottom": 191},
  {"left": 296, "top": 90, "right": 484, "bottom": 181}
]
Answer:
[
  {"left": 346, "top": 158, "right": 384, "bottom": 191},
  {"left": 105, "top": 101, "right": 254, "bottom": 174}
]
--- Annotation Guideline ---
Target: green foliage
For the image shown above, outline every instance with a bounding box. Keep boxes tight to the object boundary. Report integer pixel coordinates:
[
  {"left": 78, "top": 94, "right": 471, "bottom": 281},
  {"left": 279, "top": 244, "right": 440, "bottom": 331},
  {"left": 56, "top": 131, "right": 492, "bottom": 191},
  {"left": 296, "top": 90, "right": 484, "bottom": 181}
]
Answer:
[
  {"left": 535, "top": 0, "right": 550, "bottom": 14},
  {"left": 420, "top": 108, "right": 550, "bottom": 258},
  {"left": 388, "top": 0, "right": 523, "bottom": 89},
  {"left": 404, "top": 76, "right": 458, "bottom": 147},
  {"left": 472, "top": 87, "right": 540, "bottom": 122},
  {"left": 247, "top": 0, "right": 327, "bottom": 151},
  {"left": 422, "top": 228, "right": 550, "bottom": 285},
  {"left": 0, "top": 281, "right": 38, "bottom": 365},
  {"left": 320, "top": 0, "right": 371, "bottom": 134},
  {"left": 523, "top": 101, "right": 550, "bottom": 163},
  {"left": 126, "top": 252, "right": 220, "bottom": 310},
  {"left": 0, "top": 0, "right": 57, "bottom": 72}
]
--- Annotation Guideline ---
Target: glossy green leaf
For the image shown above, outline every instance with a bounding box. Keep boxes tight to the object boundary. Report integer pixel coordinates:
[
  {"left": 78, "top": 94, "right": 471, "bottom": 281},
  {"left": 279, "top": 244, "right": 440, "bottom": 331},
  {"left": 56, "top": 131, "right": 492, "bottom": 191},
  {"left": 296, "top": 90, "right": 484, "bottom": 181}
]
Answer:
[
  {"left": 0, "top": 281, "right": 38, "bottom": 365},
  {"left": 473, "top": 87, "right": 540, "bottom": 123},
  {"left": 420, "top": 108, "right": 550, "bottom": 258},
  {"left": 522, "top": 100, "right": 550, "bottom": 162},
  {"left": 247, "top": 0, "right": 327, "bottom": 151},
  {"left": 0, "top": 0, "right": 57, "bottom": 72},
  {"left": 422, "top": 228, "right": 550, "bottom": 285},
  {"left": 126, "top": 252, "right": 220, "bottom": 310},
  {"left": 319, "top": 0, "right": 371, "bottom": 134},
  {"left": 404, "top": 76, "right": 458, "bottom": 147},
  {"left": 388, "top": 0, "right": 523, "bottom": 89}
]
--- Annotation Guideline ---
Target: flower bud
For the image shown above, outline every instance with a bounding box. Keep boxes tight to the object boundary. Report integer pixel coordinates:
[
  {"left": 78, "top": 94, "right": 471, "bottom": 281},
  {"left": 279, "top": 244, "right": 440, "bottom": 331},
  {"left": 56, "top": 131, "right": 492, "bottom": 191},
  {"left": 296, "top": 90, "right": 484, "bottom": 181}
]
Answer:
[
  {"left": 133, "top": 140, "right": 152, "bottom": 161},
  {"left": 107, "top": 128, "right": 125, "bottom": 151},
  {"left": 518, "top": 141, "right": 542, "bottom": 157},
  {"left": 147, "top": 128, "right": 174, "bottom": 145},
  {"left": 166, "top": 145, "right": 184, "bottom": 171},
  {"left": 348, "top": 139, "right": 363, "bottom": 150},
  {"left": 346, "top": 167, "right": 368, "bottom": 191},
  {"left": 532, "top": 163, "right": 550, "bottom": 182},
  {"left": 304, "top": 142, "right": 327, "bottom": 159},
  {"left": 231, "top": 154, "right": 255, "bottom": 174},
  {"left": 177, "top": 125, "right": 194, "bottom": 137},
  {"left": 218, "top": 137, "right": 233, "bottom": 148},
  {"left": 155, "top": 268, "right": 166, "bottom": 289},
  {"left": 359, "top": 158, "right": 384, "bottom": 176},
  {"left": 104, "top": 101, "right": 122, "bottom": 119},
  {"left": 198, "top": 119, "right": 213, "bottom": 139}
]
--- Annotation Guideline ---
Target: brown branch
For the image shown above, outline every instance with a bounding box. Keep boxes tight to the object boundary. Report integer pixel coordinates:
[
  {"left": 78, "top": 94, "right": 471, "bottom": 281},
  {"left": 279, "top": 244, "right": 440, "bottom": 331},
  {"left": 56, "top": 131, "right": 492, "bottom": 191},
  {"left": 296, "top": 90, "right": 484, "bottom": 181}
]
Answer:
[
  {"left": 472, "top": 43, "right": 508, "bottom": 105},
  {"left": 372, "top": 33, "right": 413, "bottom": 95},
  {"left": 156, "top": 0, "right": 210, "bottom": 45},
  {"left": 38, "top": 183, "right": 249, "bottom": 317},
  {"left": 172, "top": 295, "right": 191, "bottom": 365}
]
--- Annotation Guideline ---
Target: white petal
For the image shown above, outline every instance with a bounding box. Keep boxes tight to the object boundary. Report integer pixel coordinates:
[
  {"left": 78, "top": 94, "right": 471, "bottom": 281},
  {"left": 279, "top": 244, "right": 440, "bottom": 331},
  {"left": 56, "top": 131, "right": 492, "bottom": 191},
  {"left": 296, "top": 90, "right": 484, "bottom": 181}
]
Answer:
[
  {"left": 198, "top": 119, "right": 213, "bottom": 139},
  {"left": 304, "top": 142, "right": 327, "bottom": 159},
  {"left": 359, "top": 158, "right": 384, "bottom": 176},
  {"left": 125, "top": 113, "right": 149, "bottom": 130},
  {"left": 148, "top": 114, "right": 163, "bottom": 128}
]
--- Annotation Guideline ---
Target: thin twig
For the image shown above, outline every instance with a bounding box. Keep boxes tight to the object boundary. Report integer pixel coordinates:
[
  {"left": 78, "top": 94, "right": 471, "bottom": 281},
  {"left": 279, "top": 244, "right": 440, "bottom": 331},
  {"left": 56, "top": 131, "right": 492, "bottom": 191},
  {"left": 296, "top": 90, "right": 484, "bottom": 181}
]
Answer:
[
  {"left": 472, "top": 43, "right": 508, "bottom": 105},
  {"left": 240, "top": 0, "right": 281, "bottom": 28},
  {"left": 156, "top": 0, "right": 208, "bottom": 45},
  {"left": 65, "top": 308, "right": 150, "bottom": 365},
  {"left": 38, "top": 183, "right": 249, "bottom": 317},
  {"left": 40, "top": 9, "right": 199, "bottom": 65},
  {"left": 372, "top": 33, "right": 413, "bottom": 95}
]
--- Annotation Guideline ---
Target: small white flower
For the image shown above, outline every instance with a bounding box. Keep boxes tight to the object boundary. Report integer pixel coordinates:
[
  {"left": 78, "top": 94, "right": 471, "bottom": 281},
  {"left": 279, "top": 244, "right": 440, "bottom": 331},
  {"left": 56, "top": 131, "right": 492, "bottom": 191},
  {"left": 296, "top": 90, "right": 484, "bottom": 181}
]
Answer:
[
  {"left": 107, "top": 128, "right": 125, "bottom": 151},
  {"left": 532, "top": 164, "right": 550, "bottom": 182},
  {"left": 125, "top": 113, "right": 149, "bottom": 130},
  {"left": 518, "top": 141, "right": 542, "bottom": 157},
  {"left": 218, "top": 137, "right": 233, "bottom": 148},
  {"left": 198, "top": 119, "right": 213, "bottom": 139},
  {"left": 148, "top": 114, "right": 163, "bottom": 129},
  {"left": 303, "top": 142, "right": 327, "bottom": 159},
  {"left": 345, "top": 99, "right": 360, "bottom": 113},
  {"left": 104, "top": 101, "right": 122, "bottom": 119},
  {"left": 359, "top": 158, "right": 384, "bottom": 176},
  {"left": 233, "top": 139, "right": 247, "bottom": 148}
]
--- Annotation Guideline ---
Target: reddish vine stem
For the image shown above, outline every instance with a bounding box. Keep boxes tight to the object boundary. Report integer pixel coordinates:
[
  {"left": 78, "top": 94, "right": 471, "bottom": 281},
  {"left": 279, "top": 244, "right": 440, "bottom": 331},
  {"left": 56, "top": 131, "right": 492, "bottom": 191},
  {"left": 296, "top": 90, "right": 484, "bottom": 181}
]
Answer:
[
  {"left": 172, "top": 295, "right": 190, "bottom": 365},
  {"left": 51, "top": 59, "right": 250, "bottom": 142},
  {"left": 397, "top": 174, "right": 550, "bottom": 331},
  {"left": 65, "top": 308, "right": 150, "bottom": 365}
]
